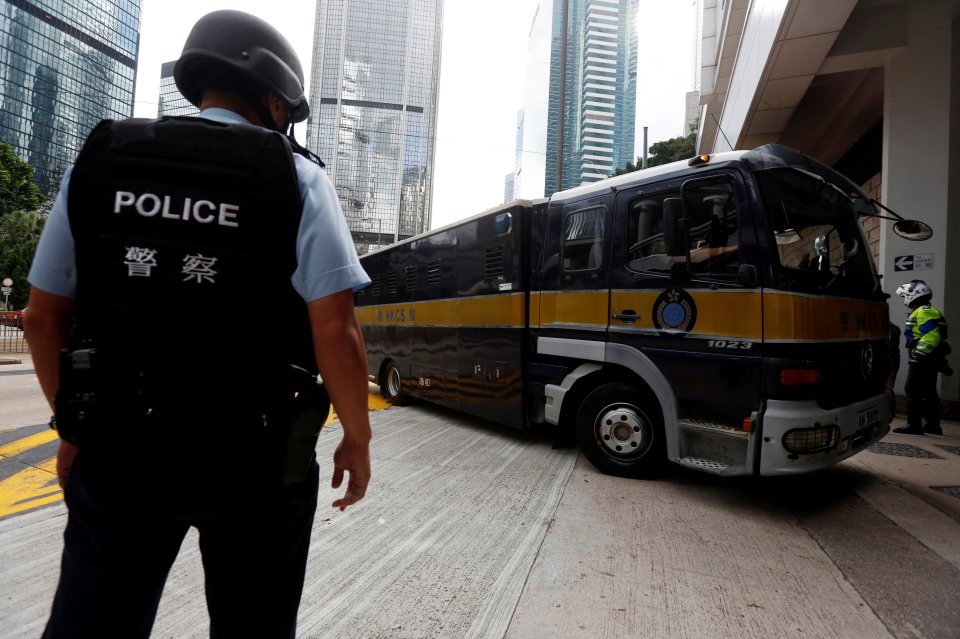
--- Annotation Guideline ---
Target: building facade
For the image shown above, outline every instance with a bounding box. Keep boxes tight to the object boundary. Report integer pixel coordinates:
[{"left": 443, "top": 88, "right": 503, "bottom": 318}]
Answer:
[
  {"left": 695, "top": 0, "right": 959, "bottom": 404},
  {"left": 517, "top": 2, "right": 551, "bottom": 200},
  {"left": 0, "top": 0, "right": 141, "bottom": 196},
  {"left": 157, "top": 60, "right": 196, "bottom": 117},
  {"left": 518, "top": 0, "right": 638, "bottom": 198},
  {"left": 306, "top": 0, "right": 444, "bottom": 253}
]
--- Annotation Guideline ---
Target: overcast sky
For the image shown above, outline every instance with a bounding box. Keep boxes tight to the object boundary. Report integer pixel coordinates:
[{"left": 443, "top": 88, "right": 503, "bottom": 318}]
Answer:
[{"left": 133, "top": 0, "right": 695, "bottom": 229}]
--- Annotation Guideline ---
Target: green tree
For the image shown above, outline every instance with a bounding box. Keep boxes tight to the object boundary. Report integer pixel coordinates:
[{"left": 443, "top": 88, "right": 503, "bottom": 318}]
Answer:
[
  {"left": 614, "top": 123, "right": 699, "bottom": 175},
  {"left": 0, "top": 143, "right": 48, "bottom": 308},
  {"left": 0, "top": 209, "right": 46, "bottom": 309},
  {"left": 0, "top": 142, "right": 42, "bottom": 218}
]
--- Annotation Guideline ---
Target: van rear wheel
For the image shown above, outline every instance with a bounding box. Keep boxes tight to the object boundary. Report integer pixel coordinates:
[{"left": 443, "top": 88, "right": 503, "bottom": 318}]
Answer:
[
  {"left": 380, "top": 361, "right": 406, "bottom": 405},
  {"left": 575, "top": 382, "right": 665, "bottom": 478}
]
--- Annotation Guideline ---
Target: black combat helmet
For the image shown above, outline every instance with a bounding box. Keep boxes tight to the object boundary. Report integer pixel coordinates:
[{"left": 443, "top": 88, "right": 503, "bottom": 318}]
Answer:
[{"left": 174, "top": 10, "right": 308, "bottom": 124}]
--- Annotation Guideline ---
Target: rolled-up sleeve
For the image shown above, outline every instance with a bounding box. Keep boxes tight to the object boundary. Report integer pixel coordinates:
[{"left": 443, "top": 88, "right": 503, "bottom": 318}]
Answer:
[{"left": 291, "top": 155, "right": 370, "bottom": 302}]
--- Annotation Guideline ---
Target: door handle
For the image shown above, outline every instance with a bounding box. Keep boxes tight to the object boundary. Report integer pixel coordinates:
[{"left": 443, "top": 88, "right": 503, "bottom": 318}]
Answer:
[{"left": 613, "top": 310, "right": 639, "bottom": 323}]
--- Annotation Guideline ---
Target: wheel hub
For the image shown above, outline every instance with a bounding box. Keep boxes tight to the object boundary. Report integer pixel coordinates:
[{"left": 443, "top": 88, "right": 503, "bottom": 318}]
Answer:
[
  {"left": 387, "top": 367, "right": 401, "bottom": 398},
  {"left": 596, "top": 405, "right": 648, "bottom": 457}
]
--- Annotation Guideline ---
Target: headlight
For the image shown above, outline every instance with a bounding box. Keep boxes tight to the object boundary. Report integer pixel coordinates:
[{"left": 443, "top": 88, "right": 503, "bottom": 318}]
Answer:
[{"left": 782, "top": 424, "right": 840, "bottom": 454}]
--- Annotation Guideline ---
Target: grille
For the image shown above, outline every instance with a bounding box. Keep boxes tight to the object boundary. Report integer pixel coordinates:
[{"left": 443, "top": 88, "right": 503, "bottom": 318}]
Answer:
[
  {"left": 783, "top": 425, "right": 839, "bottom": 454},
  {"left": 816, "top": 339, "right": 888, "bottom": 410},
  {"left": 485, "top": 247, "right": 504, "bottom": 279},
  {"left": 426, "top": 260, "right": 441, "bottom": 288},
  {"left": 404, "top": 265, "right": 417, "bottom": 291},
  {"left": 386, "top": 273, "right": 398, "bottom": 295},
  {"left": 369, "top": 275, "right": 381, "bottom": 297}
]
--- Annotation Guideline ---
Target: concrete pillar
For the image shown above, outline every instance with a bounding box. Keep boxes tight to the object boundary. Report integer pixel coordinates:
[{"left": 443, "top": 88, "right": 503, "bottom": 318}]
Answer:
[{"left": 882, "top": 0, "right": 960, "bottom": 402}]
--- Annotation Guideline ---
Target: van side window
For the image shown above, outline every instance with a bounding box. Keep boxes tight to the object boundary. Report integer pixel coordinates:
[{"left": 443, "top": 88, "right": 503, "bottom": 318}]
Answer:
[
  {"left": 563, "top": 207, "right": 606, "bottom": 271},
  {"left": 627, "top": 181, "right": 740, "bottom": 277}
]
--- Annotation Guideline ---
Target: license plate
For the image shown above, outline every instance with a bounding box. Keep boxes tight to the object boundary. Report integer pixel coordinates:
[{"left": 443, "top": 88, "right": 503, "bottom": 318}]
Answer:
[{"left": 857, "top": 407, "right": 879, "bottom": 431}]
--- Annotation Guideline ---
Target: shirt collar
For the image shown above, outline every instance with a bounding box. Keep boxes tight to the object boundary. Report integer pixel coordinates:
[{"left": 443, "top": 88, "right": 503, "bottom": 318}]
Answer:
[{"left": 198, "top": 107, "right": 253, "bottom": 126}]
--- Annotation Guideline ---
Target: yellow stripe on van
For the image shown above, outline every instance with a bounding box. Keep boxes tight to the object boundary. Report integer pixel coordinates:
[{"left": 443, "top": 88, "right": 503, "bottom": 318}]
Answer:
[
  {"left": 763, "top": 292, "right": 888, "bottom": 341},
  {"left": 610, "top": 289, "right": 764, "bottom": 339},
  {"left": 358, "top": 288, "right": 889, "bottom": 342},
  {"left": 537, "top": 290, "right": 609, "bottom": 329}
]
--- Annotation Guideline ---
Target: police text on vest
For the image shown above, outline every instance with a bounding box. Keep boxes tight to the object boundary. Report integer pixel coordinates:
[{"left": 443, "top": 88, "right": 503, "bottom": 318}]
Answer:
[{"left": 114, "top": 191, "right": 239, "bottom": 228}]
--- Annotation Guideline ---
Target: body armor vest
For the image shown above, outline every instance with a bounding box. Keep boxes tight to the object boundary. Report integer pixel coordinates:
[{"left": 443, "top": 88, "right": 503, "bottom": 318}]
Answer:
[{"left": 67, "top": 117, "right": 314, "bottom": 427}]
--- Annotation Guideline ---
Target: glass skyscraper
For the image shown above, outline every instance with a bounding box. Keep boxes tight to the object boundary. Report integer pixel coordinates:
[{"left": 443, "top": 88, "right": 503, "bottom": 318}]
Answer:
[
  {"left": 521, "top": 0, "right": 637, "bottom": 197},
  {"left": 0, "top": 0, "right": 141, "bottom": 196},
  {"left": 157, "top": 60, "right": 196, "bottom": 117},
  {"left": 306, "top": 0, "right": 443, "bottom": 254}
]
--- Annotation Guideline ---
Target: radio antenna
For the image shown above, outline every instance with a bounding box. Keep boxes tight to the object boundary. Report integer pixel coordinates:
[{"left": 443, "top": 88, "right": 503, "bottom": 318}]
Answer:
[{"left": 711, "top": 112, "right": 734, "bottom": 151}]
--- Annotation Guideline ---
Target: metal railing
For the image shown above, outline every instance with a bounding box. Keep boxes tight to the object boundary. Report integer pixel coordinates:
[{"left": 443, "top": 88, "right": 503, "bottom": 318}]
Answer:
[{"left": 0, "top": 321, "right": 28, "bottom": 354}]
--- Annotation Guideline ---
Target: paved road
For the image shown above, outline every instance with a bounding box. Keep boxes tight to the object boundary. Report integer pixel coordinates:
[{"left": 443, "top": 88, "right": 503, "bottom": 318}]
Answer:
[{"left": 2, "top": 359, "right": 959, "bottom": 638}]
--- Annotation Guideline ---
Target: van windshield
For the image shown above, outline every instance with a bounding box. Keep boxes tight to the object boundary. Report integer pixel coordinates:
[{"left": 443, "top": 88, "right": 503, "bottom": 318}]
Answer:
[{"left": 755, "top": 167, "right": 880, "bottom": 297}]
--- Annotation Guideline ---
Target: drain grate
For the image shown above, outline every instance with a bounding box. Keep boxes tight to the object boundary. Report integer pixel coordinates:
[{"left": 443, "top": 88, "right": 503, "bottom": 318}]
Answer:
[
  {"left": 867, "top": 442, "right": 943, "bottom": 459},
  {"left": 935, "top": 445, "right": 960, "bottom": 457},
  {"left": 931, "top": 486, "right": 960, "bottom": 499}
]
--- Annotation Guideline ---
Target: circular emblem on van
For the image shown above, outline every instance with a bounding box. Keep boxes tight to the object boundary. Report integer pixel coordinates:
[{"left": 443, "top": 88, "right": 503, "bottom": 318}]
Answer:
[
  {"left": 860, "top": 343, "right": 874, "bottom": 380},
  {"left": 653, "top": 289, "right": 697, "bottom": 333}
]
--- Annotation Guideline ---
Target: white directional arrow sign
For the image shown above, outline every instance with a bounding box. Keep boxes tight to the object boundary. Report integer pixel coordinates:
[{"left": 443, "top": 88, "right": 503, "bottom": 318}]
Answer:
[{"left": 894, "top": 255, "right": 914, "bottom": 271}]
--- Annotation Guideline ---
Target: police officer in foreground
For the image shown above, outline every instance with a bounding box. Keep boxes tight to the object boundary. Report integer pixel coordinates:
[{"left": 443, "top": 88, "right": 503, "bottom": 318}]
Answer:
[
  {"left": 24, "top": 10, "right": 371, "bottom": 638},
  {"left": 893, "top": 279, "right": 951, "bottom": 435}
]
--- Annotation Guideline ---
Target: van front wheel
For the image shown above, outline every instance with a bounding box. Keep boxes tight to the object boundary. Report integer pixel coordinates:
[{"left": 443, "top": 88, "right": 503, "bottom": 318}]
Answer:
[{"left": 575, "top": 382, "right": 664, "bottom": 478}]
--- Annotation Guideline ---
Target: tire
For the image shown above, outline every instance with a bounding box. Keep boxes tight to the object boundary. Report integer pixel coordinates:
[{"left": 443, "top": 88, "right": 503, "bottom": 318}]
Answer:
[
  {"left": 575, "top": 381, "right": 665, "bottom": 478},
  {"left": 380, "top": 361, "right": 406, "bottom": 405}
]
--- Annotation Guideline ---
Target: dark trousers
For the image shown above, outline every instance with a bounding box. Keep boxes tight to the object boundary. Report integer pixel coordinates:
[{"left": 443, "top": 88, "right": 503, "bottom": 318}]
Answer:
[
  {"left": 43, "top": 451, "right": 320, "bottom": 639},
  {"left": 904, "top": 360, "right": 941, "bottom": 431}
]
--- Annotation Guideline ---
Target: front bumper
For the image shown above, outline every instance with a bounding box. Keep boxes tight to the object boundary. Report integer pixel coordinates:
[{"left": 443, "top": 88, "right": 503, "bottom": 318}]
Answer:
[{"left": 758, "top": 392, "right": 891, "bottom": 476}]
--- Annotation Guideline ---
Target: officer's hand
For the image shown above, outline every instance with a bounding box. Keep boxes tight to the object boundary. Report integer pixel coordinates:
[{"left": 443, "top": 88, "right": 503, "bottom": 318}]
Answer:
[
  {"left": 56, "top": 441, "right": 78, "bottom": 489},
  {"left": 331, "top": 438, "right": 371, "bottom": 511}
]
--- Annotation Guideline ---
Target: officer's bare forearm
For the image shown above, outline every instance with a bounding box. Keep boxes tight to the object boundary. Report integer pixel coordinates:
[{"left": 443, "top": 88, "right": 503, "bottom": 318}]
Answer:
[
  {"left": 23, "top": 288, "right": 75, "bottom": 410},
  {"left": 307, "top": 291, "right": 372, "bottom": 443},
  {"left": 316, "top": 327, "right": 371, "bottom": 443}
]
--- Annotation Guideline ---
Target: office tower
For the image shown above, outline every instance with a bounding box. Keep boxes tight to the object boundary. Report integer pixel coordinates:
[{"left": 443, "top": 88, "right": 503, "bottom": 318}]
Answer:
[
  {"left": 0, "top": 0, "right": 142, "bottom": 196},
  {"left": 157, "top": 60, "right": 197, "bottom": 117},
  {"left": 307, "top": 0, "right": 444, "bottom": 253},
  {"left": 505, "top": 109, "right": 523, "bottom": 202},
  {"left": 520, "top": 0, "right": 637, "bottom": 197},
  {"left": 519, "top": 2, "right": 551, "bottom": 200}
]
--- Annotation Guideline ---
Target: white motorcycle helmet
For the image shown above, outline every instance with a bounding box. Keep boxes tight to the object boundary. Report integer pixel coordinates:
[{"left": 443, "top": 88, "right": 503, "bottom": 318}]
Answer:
[{"left": 896, "top": 279, "right": 933, "bottom": 308}]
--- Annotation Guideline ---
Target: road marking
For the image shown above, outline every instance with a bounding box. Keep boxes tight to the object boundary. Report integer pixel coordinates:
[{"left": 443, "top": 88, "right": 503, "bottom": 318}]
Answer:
[
  {"left": 0, "top": 428, "right": 58, "bottom": 458},
  {"left": 0, "top": 390, "right": 392, "bottom": 519},
  {"left": 0, "top": 464, "right": 61, "bottom": 518}
]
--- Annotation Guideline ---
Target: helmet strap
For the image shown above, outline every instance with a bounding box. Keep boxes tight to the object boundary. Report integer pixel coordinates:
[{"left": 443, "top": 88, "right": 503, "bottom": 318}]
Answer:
[{"left": 286, "top": 125, "right": 326, "bottom": 168}]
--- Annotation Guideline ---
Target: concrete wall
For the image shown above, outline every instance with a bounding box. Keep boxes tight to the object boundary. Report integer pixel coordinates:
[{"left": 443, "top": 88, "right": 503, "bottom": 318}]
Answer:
[
  {"left": 882, "top": 1, "right": 959, "bottom": 401},
  {"left": 696, "top": 0, "right": 959, "bottom": 401}
]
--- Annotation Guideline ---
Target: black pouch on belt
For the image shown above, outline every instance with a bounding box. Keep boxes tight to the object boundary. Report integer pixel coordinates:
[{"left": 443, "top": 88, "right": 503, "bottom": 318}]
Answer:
[
  {"left": 53, "top": 348, "right": 102, "bottom": 445},
  {"left": 275, "top": 365, "right": 330, "bottom": 486}
]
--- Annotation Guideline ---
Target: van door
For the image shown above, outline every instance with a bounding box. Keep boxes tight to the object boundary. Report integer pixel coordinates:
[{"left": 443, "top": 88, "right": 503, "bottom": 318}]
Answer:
[
  {"left": 537, "top": 197, "right": 611, "bottom": 350},
  {"left": 609, "top": 172, "right": 763, "bottom": 471}
]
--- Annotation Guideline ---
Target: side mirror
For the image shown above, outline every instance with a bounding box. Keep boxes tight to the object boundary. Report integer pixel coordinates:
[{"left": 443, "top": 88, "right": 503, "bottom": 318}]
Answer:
[
  {"left": 863, "top": 199, "right": 934, "bottom": 241},
  {"left": 738, "top": 264, "right": 757, "bottom": 287},
  {"left": 663, "top": 197, "right": 689, "bottom": 259},
  {"left": 893, "top": 220, "right": 933, "bottom": 241}
]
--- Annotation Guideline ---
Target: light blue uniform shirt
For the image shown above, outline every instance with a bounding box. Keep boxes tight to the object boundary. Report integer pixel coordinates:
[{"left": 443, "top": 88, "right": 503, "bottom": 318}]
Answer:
[{"left": 29, "top": 108, "right": 370, "bottom": 302}]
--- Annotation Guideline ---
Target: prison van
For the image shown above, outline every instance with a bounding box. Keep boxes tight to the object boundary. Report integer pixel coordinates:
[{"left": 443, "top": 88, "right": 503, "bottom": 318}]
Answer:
[{"left": 355, "top": 145, "right": 894, "bottom": 477}]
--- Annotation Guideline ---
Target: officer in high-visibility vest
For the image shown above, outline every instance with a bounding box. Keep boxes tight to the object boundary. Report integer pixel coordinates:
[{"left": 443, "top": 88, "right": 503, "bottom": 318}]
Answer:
[
  {"left": 25, "top": 11, "right": 372, "bottom": 638},
  {"left": 893, "top": 279, "right": 951, "bottom": 435}
]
